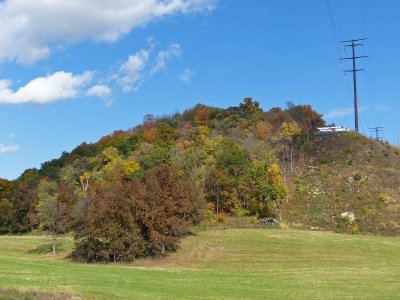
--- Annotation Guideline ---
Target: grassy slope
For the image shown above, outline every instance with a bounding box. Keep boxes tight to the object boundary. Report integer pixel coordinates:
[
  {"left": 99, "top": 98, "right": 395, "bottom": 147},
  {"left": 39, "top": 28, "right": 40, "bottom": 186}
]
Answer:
[
  {"left": 1, "top": 229, "right": 400, "bottom": 299},
  {"left": 285, "top": 132, "right": 400, "bottom": 234}
]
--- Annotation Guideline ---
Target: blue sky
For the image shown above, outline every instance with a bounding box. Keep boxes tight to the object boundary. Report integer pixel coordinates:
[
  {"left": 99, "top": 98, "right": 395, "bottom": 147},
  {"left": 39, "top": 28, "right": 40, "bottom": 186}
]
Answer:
[{"left": 0, "top": 0, "right": 399, "bottom": 180}]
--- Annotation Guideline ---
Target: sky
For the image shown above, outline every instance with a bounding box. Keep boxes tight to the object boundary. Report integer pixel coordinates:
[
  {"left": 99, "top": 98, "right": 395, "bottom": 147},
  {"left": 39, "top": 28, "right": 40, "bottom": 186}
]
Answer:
[{"left": 0, "top": 0, "right": 399, "bottom": 180}]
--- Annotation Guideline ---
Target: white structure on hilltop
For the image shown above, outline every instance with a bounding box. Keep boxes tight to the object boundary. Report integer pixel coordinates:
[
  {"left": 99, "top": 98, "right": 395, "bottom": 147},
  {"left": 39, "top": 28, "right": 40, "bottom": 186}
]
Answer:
[{"left": 317, "top": 126, "right": 351, "bottom": 134}]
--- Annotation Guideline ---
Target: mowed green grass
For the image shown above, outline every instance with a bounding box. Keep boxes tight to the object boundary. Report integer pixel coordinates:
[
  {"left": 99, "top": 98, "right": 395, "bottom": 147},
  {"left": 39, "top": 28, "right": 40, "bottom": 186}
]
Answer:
[{"left": 0, "top": 229, "right": 400, "bottom": 299}]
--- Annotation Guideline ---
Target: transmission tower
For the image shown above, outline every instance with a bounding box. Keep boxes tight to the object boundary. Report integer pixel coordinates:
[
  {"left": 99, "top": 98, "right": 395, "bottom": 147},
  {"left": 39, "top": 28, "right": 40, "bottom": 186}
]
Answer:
[
  {"left": 340, "top": 38, "right": 368, "bottom": 132},
  {"left": 369, "top": 126, "right": 384, "bottom": 141}
]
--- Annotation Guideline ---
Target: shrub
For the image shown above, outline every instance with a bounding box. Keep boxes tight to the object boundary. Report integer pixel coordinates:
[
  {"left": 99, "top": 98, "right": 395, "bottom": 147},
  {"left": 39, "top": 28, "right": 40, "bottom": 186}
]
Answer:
[
  {"left": 335, "top": 216, "right": 349, "bottom": 229},
  {"left": 354, "top": 173, "right": 363, "bottom": 180},
  {"left": 217, "top": 212, "right": 227, "bottom": 223},
  {"left": 351, "top": 225, "right": 360, "bottom": 234},
  {"left": 347, "top": 160, "right": 353, "bottom": 166},
  {"left": 233, "top": 209, "right": 250, "bottom": 217},
  {"left": 342, "top": 147, "right": 353, "bottom": 155},
  {"left": 320, "top": 157, "right": 332, "bottom": 164},
  {"left": 249, "top": 216, "right": 257, "bottom": 224},
  {"left": 295, "top": 177, "right": 304, "bottom": 192},
  {"left": 378, "top": 195, "right": 388, "bottom": 204}
]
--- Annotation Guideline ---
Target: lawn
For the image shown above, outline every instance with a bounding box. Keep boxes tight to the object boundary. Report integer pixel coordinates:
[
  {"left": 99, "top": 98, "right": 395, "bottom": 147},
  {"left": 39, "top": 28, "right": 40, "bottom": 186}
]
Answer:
[{"left": 0, "top": 228, "right": 400, "bottom": 299}]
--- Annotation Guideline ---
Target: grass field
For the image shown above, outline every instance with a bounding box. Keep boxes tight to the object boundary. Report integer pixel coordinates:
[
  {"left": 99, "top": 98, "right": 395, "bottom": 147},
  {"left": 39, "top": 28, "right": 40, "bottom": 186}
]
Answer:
[{"left": 0, "top": 228, "right": 400, "bottom": 299}]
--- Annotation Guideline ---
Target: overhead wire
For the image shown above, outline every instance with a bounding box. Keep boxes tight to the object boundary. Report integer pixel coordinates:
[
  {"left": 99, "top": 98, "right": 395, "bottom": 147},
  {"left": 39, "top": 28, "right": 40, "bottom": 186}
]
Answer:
[
  {"left": 326, "top": 0, "right": 355, "bottom": 122},
  {"left": 358, "top": 0, "right": 371, "bottom": 137}
]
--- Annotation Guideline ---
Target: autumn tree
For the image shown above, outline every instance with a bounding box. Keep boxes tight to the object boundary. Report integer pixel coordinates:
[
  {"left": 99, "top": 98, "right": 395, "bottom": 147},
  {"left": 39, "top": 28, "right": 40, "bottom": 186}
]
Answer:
[
  {"left": 136, "top": 164, "right": 201, "bottom": 255},
  {"left": 280, "top": 121, "right": 301, "bottom": 173},
  {"left": 266, "top": 163, "right": 286, "bottom": 220},
  {"left": 143, "top": 122, "right": 157, "bottom": 143},
  {"left": 74, "top": 181, "right": 144, "bottom": 263},
  {"left": 10, "top": 169, "right": 40, "bottom": 232},
  {"left": 194, "top": 107, "right": 210, "bottom": 126},
  {"left": 239, "top": 97, "right": 260, "bottom": 115},
  {"left": 256, "top": 121, "right": 273, "bottom": 140},
  {"left": 0, "top": 198, "right": 13, "bottom": 233}
]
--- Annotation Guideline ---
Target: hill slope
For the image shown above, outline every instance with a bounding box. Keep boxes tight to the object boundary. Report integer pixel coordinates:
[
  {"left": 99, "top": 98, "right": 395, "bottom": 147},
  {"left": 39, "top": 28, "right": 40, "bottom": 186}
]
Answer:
[{"left": 285, "top": 132, "right": 400, "bottom": 234}]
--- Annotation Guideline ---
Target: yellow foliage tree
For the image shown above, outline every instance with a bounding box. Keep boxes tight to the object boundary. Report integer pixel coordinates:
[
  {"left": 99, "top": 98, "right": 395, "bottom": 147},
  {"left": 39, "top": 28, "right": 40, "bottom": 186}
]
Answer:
[{"left": 280, "top": 121, "right": 301, "bottom": 139}]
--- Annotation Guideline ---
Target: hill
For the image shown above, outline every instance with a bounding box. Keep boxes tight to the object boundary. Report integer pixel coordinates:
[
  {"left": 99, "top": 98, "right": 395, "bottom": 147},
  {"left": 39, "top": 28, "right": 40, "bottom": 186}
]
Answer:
[
  {"left": 1, "top": 228, "right": 400, "bottom": 299},
  {"left": 0, "top": 98, "right": 399, "bottom": 262}
]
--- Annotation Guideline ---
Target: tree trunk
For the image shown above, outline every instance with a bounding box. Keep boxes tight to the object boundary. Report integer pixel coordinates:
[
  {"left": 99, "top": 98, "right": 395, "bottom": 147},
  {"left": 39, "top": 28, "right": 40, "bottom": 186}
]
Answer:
[
  {"left": 290, "top": 145, "right": 294, "bottom": 172},
  {"left": 216, "top": 194, "right": 219, "bottom": 217},
  {"left": 52, "top": 237, "right": 56, "bottom": 255}
]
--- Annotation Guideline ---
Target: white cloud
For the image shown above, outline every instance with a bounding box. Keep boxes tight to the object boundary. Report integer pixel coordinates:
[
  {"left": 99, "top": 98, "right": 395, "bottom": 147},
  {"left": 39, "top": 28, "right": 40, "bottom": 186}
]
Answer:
[
  {"left": 0, "top": 71, "right": 92, "bottom": 104},
  {"left": 7, "top": 132, "right": 15, "bottom": 138},
  {"left": 0, "top": 0, "right": 215, "bottom": 64},
  {"left": 119, "top": 50, "right": 150, "bottom": 92},
  {"left": 86, "top": 85, "right": 111, "bottom": 98},
  {"left": 179, "top": 68, "right": 195, "bottom": 83},
  {"left": 150, "top": 43, "right": 182, "bottom": 75},
  {"left": 0, "top": 144, "right": 19, "bottom": 154}
]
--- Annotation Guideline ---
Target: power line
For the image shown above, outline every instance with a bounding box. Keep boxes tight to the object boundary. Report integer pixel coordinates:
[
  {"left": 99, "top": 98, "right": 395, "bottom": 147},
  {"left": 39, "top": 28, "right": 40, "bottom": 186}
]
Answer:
[
  {"left": 340, "top": 38, "right": 368, "bottom": 132},
  {"left": 326, "top": 1, "right": 355, "bottom": 107},
  {"left": 369, "top": 126, "right": 384, "bottom": 141}
]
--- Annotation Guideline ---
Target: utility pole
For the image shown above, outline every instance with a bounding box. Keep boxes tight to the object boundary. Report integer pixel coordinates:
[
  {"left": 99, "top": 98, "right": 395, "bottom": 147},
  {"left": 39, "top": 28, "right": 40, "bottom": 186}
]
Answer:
[
  {"left": 340, "top": 38, "right": 368, "bottom": 132},
  {"left": 369, "top": 127, "right": 384, "bottom": 141}
]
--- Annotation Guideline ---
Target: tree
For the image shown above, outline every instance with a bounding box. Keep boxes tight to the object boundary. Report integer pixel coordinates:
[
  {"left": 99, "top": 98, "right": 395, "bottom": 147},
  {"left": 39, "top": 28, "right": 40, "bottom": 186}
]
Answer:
[
  {"left": 0, "top": 198, "right": 13, "bottom": 233},
  {"left": 74, "top": 181, "right": 144, "bottom": 263},
  {"left": 36, "top": 178, "right": 65, "bottom": 254},
  {"left": 280, "top": 121, "right": 301, "bottom": 173},
  {"left": 79, "top": 172, "right": 91, "bottom": 198},
  {"left": 194, "top": 107, "right": 210, "bottom": 126},
  {"left": 256, "top": 121, "right": 273, "bottom": 140},
  {"left": 10, "top": 169, "right": 40, "bottom": 232},
  {"left": 136, "top": 164, "right": 200, "bottom": 255},
  {"left": 143, "top": 120, "right": 157, "bottom": 143},
  {"left": 215, "top": 138, "right": 250, "bottom": 183},
  {"left": 267, "top": 163, "right": 286, "bottom": 220},
  {"left": 239, "top": 97, "right": 260, "bottom": 115}
]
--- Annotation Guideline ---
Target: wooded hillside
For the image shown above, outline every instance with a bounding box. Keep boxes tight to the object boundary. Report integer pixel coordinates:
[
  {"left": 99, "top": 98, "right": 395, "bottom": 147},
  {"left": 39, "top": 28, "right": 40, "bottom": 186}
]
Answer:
[{"left": 1, "top": 98, "right": 398, "bottom": 262}]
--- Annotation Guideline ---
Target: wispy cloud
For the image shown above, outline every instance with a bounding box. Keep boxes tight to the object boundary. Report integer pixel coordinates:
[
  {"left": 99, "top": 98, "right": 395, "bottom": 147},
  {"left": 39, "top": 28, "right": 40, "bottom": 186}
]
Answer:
[
  {"left": 150, "top": 44, "right": 182, "bottom": 75},
  {"left": 179, "top": 68, "right": 195, "bottom": 83},
  {"left": 119, "top": 50, "right": 150, "bottom": 92},
  {"left": 324, "top": 105, "right": 387, "bottom": 119},
  {"left": 0, "top": 144, "right": 19, "bottom": 154},
  {"left": 86, "top": 85, "right": 111, "bottom": 98},
  {"left": 325, "top": 108, "right": 355, "bottom": 118}
]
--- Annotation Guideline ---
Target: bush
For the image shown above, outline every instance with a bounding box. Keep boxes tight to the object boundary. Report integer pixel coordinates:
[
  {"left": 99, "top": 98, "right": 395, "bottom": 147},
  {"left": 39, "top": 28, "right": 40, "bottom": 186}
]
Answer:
[
  {"left": 217, "top": 212, "right": 227, "bottom": 223},
  {"left": 351, "top": 225, "right": 360, "bottom": 234},
  {"left": 354, "top": 173, "right": 363, "bottom": 180},
  {"left": 378, "top": 195, "right": 388, "bottom": 205},
  {"left": 295, "top": 177, "right": 304, "bottom": 192},
  {"left": 342, "top": 147, "right": 353, "bottom": 155},
  {"left": 320, "top": 157, "right": 332, "bottom": 164},
  {"left": 233, "top": 209, "right": 250, "bottom": 217}
]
